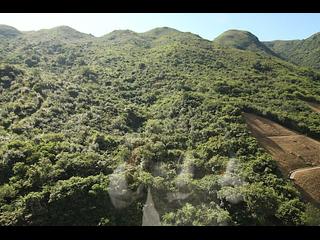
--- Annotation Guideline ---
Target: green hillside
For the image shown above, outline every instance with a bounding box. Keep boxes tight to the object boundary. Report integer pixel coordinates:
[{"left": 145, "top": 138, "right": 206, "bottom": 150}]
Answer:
[
  {"left": 0, "top": 25, "right": 21, "bottom": 38},
  {"left": 0, "top": 26, "right": 320, "bottom": 226},
  {"left": 264, "top": 32, "right": 320, "bottom": 70},
  {"left": 213, "top": 29, "right": 279, "bottom": 57},
  {"left": 22, "top": 25, "right": 94, "bottom": 43}
]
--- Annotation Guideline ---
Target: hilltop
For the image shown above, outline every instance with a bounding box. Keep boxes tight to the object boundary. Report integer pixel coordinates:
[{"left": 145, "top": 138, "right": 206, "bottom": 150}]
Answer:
[
  {"left": 0, "top": 24, "right": 21, "bottom": 38},
  {"left": 213, "top": 29, "right": 279, "bottom": 57},
  {"left": 21, "top": 25, "right": 94, "bottom": 43}
]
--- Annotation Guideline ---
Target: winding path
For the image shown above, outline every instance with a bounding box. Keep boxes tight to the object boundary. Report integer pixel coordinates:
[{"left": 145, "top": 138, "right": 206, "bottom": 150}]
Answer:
[
  {"left": 306, "top": 102, "right": 320, "bottom": 113},
  {"left": 287, "top": 104, "right": 320, "bottom": 180},
  {"left": 289, "top": 166, "right": 320, "bottom": 179}
]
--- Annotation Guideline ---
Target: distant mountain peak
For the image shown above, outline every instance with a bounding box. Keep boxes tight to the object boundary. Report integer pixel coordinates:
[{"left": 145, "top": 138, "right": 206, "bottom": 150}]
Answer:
[
  {"left": 142, "top": 27, "right": 181, "bottom": 37},
  {"left": 0, "top": 24, "right": 21, "bottom": 38},
  {"left": 103, "top": 29, "right": 138, "bottom": 38},
  {"left": 46, "top": 25, "right": 93, "bottom": 39},
  {"left": 51, "top": 25, "right": 79, "bottom": 32},
  {"left": 213, "top": 30, "right": 259, "bottom": 47},
  {"left": 21, "top": 25, "right": 94, "bottom": 42},
  {"left": 213, "top": 29, "right": 278, "bottom": 57}
]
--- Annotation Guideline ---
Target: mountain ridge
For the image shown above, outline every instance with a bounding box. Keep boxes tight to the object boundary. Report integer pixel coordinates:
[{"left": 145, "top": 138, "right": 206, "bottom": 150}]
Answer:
[{"left": 264, "top": 32, "right": 320, "bottom": 70}]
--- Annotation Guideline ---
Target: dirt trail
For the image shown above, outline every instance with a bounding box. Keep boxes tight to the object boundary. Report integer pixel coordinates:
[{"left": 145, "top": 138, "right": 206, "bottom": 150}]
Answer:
[
  {"left": 290, "top": 166, "right": 320, "bottom": 179},
  {"left": 243, "top": 112, "right": 320, "bottom": 203},
  {"left": 289, "top": 168, "right": 320, "bottom": 204},
  {"left": 306, "top": 102, "right": 320, "bottom": 113}
]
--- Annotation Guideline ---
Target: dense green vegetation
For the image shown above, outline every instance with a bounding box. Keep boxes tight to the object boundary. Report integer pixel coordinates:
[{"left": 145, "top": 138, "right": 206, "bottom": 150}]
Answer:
[
  {"left": 213, "top": 29, "right": 279, "bottom": 57},
  {"left": 0, "top": 25, "right": 320, "bottom": 226},
  {"left": 264, "top": 32, "right": 320, "bottom": 70},
  {"left": 0, "top": 25, "right": 21, "bottom": 38}
]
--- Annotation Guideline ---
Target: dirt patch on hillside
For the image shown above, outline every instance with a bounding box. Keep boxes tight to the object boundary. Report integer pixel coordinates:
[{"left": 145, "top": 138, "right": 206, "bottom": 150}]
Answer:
[
  {"left": 242, "top": 113, "right": 320, "bottom": 175},
  {"left": 291, "top": 168, "right": 320, "bottom": 204},
  {"left": 243, "top": 112, "right": 320, "bottom": 204},
  {"left": 306, "top": 102, "right": 320, "bottom": 113},
  {"left": 242, "top": 113, "right": 298, "bottom": 137},
  {"left": 268, "top": 135, "right": 320, "bottom": 171}
]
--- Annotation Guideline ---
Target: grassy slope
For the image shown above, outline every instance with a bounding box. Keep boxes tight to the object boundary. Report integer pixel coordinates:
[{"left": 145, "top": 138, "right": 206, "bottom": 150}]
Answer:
[{"left": 264, "top": 33, "right": 320, "bottom": 70}]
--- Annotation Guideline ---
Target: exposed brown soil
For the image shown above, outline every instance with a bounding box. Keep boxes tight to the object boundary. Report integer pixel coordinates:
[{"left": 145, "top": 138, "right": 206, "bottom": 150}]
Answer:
[
  {"left": 306, "top": 102, "right": 320, "bottom": 113},
  {"left": 290, "top": 166, "right": 320, "bottom": 179},
  {"left": 242, "top": 113, "right": 298, "bottom": 138},
  {"left": 243, "top": 113, "right": 320, "bottom": 175},
  {"left": 243, "top": 112, "right": 320, "bottom": 203},
  {"left": 290, "top": 168, "right": 320, "bottom": 204}
]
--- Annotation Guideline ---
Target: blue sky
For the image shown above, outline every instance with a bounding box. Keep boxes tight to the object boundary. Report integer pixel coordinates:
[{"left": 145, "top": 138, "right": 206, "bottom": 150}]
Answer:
[{"left": 0, "top": 13, "right": 319, "bottom": 41}]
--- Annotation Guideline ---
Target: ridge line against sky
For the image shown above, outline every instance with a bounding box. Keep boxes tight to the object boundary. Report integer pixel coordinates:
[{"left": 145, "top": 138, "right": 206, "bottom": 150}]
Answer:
[{"left": 0, "top": 13, "right": 319, "bottom": 41}]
